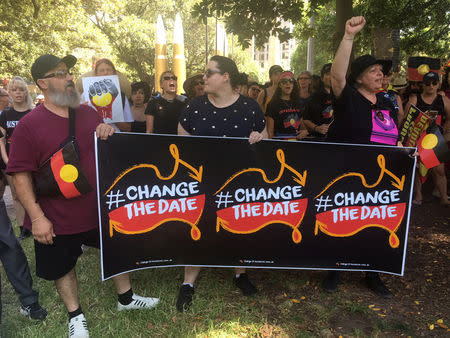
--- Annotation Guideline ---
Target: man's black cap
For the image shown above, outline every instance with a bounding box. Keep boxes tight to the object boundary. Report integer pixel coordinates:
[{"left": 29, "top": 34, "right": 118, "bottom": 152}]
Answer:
[
  {"left": 347, "top": 54, "right": 383, "bottom": 86},
  {"left": 31, "top": 54, "right": 77, "bottom": 83}
]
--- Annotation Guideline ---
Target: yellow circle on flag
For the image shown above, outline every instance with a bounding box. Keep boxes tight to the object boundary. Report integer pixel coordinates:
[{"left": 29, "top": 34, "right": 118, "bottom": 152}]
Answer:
[
  {"left": 421, "top": 134, "right": 438, "bottom": 149},
  {"left": 60, "top": 164, "right": 79, "bottom": 183},
  {"left": 418, "top": 64, "right": 430, "bottom": 75}
]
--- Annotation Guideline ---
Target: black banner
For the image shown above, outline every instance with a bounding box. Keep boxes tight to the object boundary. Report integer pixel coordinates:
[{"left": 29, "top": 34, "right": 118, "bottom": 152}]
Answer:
[{"left": 96, "top": 134, "right": 416, "bottom": 280}]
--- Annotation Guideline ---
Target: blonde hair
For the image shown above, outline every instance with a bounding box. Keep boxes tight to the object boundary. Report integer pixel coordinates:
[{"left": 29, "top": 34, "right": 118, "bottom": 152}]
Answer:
[{"left": 7, "top": 76, "right": 34, "bottom": 109}]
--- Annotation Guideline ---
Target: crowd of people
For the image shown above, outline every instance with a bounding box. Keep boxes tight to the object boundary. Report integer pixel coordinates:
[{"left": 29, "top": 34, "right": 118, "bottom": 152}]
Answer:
[{"left": 0, "top": 15, "right": 448, "bottom": 338}]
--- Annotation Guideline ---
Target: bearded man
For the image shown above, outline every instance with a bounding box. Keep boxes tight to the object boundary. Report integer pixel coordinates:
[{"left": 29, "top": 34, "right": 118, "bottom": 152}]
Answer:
[{"left": 6, "top": 54, "right": 159, "bottom": 338}]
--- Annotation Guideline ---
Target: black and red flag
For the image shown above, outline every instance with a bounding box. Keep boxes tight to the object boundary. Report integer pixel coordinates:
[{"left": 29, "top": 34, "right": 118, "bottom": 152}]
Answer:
[
  {"left": 407, "top": 57, "right": 440, "bottom": 81},
  {"left": 35, "top": 141, "right": 93, "bottom": 199},
  {"left": 417, "top": 125, "right": 450, "bottom": 169}
]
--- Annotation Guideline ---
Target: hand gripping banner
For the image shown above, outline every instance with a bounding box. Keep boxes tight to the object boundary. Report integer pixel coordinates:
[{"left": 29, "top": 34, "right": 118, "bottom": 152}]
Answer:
[{"left": 96, "top": 134, "right": 416, "bottom": 279}]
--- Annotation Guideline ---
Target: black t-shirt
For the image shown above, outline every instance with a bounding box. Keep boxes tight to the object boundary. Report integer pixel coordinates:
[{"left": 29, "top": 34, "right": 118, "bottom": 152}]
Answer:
[
  {"left": 0, "top": 107, "right": 31, "bottom": 154},
  {"left": 327, "top": 84, "right": 398, "bottom": 145},
  {"left": 265, "top": 99, "right": 302, "bottom": 137},
  {"left": 416, "top": 94, "right": 445, "bottom": 126},
  {"left": 303, "top": 90, "right": 333, "bottom": 138},
  {"left": 145, "top": 96, "right": 187, "bottom": 134},
  {"left": 179, "top": 94, "right": 265, "bottom": 137}
]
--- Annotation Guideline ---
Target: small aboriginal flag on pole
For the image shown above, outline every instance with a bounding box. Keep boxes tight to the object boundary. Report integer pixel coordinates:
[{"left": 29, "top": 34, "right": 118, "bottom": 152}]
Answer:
[
  {"left": 35, "top": 141, "right": 93, "bottom": 199},
  {"left": 417, "top": 125, "right": 450, "bottom": 170}
]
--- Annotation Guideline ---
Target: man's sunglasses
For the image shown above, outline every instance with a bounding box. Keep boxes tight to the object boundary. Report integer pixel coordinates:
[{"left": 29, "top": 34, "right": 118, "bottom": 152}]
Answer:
[
  {"left": 163, "top": 75, "right": 177, "bottom": 81},
  {"left": 41, "top": 69, "right": 72, "bottom": 79},
  {"left": 280, "top": 78, "right": 295, "bottom": 84},
  {"left": 423, "top": 81, "right": 438, "bottom": 86},
  {"left": 204, "top": 69, "right": 223, "bottom": 78}
]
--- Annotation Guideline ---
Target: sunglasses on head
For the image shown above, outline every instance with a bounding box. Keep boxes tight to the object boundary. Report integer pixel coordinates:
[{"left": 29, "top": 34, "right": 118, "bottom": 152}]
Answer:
[
  {"left": 280, "top": 78, "right": 295, "bottom": 84},
  {"left": 204, "top": 69, "right": 224, "bottom": 78},
  {"left": 163, "top": 75, "right": 177, "bottom": 81}
]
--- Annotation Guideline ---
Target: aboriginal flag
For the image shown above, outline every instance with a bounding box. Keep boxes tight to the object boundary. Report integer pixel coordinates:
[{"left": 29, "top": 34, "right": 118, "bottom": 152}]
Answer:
[
  {"left": 35, "top": 141, "right": 93, "bottom": 199},
  {"left": 407, "top": 57, "right": 440, "bottom": 81},
  {"left": 417, "top": 125, "right": 450, "bottom": 170}
]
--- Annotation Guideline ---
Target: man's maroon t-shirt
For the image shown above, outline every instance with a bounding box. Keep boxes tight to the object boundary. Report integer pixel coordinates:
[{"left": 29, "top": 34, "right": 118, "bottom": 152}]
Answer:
[{"left": 6, "top": 103, "right": 103, "bottom": 235}]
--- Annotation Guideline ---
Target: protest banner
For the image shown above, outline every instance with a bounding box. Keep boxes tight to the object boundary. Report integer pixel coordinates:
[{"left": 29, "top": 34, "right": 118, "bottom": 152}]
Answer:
[
  {"left": 96, "top": 134, "right": 416, "bottom": 280},
  {"left": 82, "top": 75, "right": 124, "bottom": 123}
]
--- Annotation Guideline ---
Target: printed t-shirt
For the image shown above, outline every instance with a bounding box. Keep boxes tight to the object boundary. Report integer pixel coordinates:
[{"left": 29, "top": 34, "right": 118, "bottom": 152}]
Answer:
[
  {"left": 303, "top": 91, "right": 333, "bottom": 138},
  {"left": 145, "top": 96, "right": 187, "bottom": 134},
  {"left": 0, "top": 108, "right": 31, "bottom": 154},
  {"left": 416, "top": 94, "right": 445, "bottom": 126},
  {"left": 6, "top": 103, "right": 103, "bottom": 235},
  {"left": 179, "top": 94, "right": 265, "bottom": 137},
  {"left": 265, "top": 99, "right": 302, "bottom": 138},
  {"left": 327, "top": 84, "right": 398, "bottom": 145}
]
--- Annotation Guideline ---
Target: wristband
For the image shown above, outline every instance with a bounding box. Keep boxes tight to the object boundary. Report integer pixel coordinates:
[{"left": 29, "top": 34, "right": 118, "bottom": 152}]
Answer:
[{"left": 31, "top": 213, "right": 45, "bottom": 223}]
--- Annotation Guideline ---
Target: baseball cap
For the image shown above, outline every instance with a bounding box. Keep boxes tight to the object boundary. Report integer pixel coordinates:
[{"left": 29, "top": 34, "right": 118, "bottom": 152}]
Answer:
[
  {"left": 422, "top": 71, "right": 439, "bottom": 84},
  {"left": 347, "top": 55, "right": 383, "bottom": 86},
  {"left": 31, "top": 54, "right": 77, "bottom": 83},
  {"left": 269, "top": 65, "right": 283, "bottom": 77}
]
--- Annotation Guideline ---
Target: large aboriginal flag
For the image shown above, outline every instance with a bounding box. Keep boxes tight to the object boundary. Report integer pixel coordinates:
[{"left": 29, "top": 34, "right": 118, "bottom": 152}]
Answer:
[
  {"left": 407, "top": 57, "right": 440, "bottom": 81},
  {"left": 35, "top": 141, "right": 93, "bottom": 198},
  {"left": 417, "top": 125, "right": 450, "bottom": 169}
]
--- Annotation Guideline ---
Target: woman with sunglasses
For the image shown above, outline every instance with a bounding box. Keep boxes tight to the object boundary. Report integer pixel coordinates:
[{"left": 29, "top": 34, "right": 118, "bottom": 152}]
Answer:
[
  {"left": 265, "top": 71, "right": 308, "bottom": 140},
  {"left": 0, "top": 76, "right": 35, "bottom": 240},
  {"left": 145, "top": 71, "right": 187, "bottom": 134},
  {"left": 406, "top": 71, "right": 450, "bottom": 206},
  {"left": 183, "top": 74, "right": 205, "bottom": 100},
  {"left": 177, "top": 55, "right": 267, "bottom": 312}
]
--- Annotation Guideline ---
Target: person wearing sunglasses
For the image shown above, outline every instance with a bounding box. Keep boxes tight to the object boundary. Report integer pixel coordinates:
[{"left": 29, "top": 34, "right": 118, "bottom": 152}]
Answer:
[
  {"left": 406, "top": 71, "right": 450, "bottom": 207},
  {"left": 325, "top": 16, "right": 403, "bottom": 298},
  {"left": 177, "top": 55, "right": 267, "bottom": 313},
  {"left": 145, "top": 71, "right": 187, "bottom": 134},
  {"left": 247, "top": 82, "right": 262, "bottom": 100},
  {"left": 182, "top": 74, "right": 205, "bottom": 100},
  {"left": 265, "top": 71, "right": 308, "bottom": 140}
]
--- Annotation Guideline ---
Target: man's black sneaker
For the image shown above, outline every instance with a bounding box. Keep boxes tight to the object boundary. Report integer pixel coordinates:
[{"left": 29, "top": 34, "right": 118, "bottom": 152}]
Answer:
[
  {"left": 365, "top": 272, "right": 393, "bottom": 298},
  {"left": 322, "top": 271, "right": 339, "bottom": 293},
  {"left": 176, "top": 284, "right": 194, "bottom": 312},
  {"left": 20, "top": 302, "right": 48, "bottom": 320},
  {"left": 234, "top": 273, "right": 257, "bottom": 296}
]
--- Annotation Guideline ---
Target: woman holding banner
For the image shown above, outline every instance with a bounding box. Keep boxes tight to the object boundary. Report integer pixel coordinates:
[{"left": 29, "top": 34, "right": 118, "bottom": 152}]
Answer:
[
  {"left": 176, "top": 55, "right": 267, "bottom": 312},
  {"left": 325, "top": 16, "right": 402, "bottom": 298},
  {"left": 406, "top": 71, "right": 450, "bottom": 207}
]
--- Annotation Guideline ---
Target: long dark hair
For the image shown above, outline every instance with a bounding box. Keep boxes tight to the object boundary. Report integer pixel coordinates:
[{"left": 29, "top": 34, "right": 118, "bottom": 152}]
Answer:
[{"left": 268, "top": 78, "right": 301, "bottom": 108}]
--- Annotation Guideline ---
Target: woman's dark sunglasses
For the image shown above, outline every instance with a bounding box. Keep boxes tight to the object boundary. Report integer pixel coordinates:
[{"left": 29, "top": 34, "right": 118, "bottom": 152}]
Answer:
[
  {"left": 195, "top": 80, "right": 205, "bottom": 85},
  {"left": 280, "top": 78, "right": 295, "bottom": 84},
  {"left": 163, "top": 75, "right": 177, "bottom": 81}
]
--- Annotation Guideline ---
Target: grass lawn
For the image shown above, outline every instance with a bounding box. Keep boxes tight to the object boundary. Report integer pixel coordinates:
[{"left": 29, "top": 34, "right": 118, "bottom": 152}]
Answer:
[{"left": 1, "top": 206, "right": 448, "bottom": 338}]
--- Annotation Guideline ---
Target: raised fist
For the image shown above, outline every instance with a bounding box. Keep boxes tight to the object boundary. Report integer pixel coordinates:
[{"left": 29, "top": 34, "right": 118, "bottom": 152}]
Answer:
[
  {"left": 89, "top": 79, "right": 119, "bottom": 120},
  {"left": 345, "top": 16, "right": 366, "bottom": 37}
]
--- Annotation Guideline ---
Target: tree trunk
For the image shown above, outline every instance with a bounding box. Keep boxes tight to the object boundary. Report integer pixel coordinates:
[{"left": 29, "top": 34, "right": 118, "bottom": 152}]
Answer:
[
  {"left": 372, "top": 27, "right": 393, "bottom": 60},
  {"left": 334, "top": 0, "right": 353, "bottom": 53}
]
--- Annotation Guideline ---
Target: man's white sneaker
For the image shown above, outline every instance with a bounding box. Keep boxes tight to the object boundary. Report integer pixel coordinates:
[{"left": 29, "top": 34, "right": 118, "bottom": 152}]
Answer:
[
  {"left": 117, "top": 293, "right": 159, "bottom": 311},
  {"left": 68, "top": 313, "right": 89, "bottom": 338}
]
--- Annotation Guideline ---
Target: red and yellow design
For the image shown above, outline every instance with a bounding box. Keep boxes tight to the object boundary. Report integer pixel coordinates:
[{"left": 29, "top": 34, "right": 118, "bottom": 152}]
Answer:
[
  {"left": 314, "top": 155, "right": 406, "bottom": 248},
  {"left": 215, "top": 149, "right": 307, "bottom": 243},
  {"left": 106, "top": 144, "right": 204, "bottom": 240}
]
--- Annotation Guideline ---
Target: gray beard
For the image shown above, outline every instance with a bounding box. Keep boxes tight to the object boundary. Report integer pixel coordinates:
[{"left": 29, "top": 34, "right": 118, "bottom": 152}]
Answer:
[{"left": 48, "top": 81, "right": 80, "bottom": 108}]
